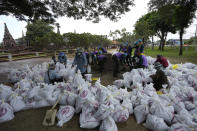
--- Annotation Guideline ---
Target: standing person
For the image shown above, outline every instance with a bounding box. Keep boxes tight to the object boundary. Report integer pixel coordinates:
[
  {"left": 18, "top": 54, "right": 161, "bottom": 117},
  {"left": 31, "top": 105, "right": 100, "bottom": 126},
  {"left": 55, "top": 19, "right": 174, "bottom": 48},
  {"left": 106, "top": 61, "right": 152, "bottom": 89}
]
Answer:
[
  {"left": 58, "top": 52, "right": 67, "bottom": 66},
  {"left": 91, "top": 48, "right": 98, "bottom": 65},
  {"left": 154, "top": 55, "right": 169, "bottom": 69},
  {"left": 84, "top": 48, "right": 90, "bottom": 64},
  {"left": 134, "top": 39, "right": 144, "bottom": 56},
  {"left": 72, "top": 48, "right": 88, "bottom": 77}
]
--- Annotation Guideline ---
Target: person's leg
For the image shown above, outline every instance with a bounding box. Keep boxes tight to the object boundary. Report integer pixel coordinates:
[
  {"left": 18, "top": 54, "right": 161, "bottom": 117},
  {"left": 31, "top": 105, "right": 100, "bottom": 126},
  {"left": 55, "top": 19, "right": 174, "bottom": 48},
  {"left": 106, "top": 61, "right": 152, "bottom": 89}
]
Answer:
[{"left": 112, "top": 55, "right": 119, "bottom": 77}]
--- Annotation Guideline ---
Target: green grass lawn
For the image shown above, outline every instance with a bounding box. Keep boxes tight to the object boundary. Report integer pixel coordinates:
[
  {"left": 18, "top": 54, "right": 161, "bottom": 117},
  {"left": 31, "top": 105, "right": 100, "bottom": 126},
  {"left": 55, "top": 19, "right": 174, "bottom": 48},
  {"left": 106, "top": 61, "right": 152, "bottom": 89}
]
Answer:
[{"left": 144, "top": 46, "right": 197, "bottom": 64}]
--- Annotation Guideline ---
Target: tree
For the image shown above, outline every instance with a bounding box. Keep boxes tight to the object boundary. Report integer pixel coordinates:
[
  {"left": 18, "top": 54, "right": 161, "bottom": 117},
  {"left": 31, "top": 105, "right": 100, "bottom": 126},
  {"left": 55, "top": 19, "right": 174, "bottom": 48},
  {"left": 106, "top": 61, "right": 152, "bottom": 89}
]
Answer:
[
  {"left": 148, "top": 0, "right": 197, "bottom": 55},
  {"left": 0, "top": 0, "right": 135, "bottom": 23},
  {"left": 26, "top": 20, "right": 54, "bottom": 47},
  {"left": 173, "top": 0, "right": 197, "bottom": 55},
  {"left": 134, "top": 9, "right": 175, "bottom": 51},
  {"left": 63, "top": 32, "right": 112, "bottom": 47}
]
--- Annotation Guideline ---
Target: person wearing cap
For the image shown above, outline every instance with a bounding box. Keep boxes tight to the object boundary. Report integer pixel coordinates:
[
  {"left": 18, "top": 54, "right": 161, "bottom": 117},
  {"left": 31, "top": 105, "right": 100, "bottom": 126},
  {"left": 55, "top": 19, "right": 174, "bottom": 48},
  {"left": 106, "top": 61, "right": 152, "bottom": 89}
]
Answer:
[
  {"left": 44, "top": 63, "right": 62, "bottom": 84},
  {"left": 72, "top": 48, "right": 88, "bottom": 77},
  {"left": 58, "top": 52, "right": 67, "bottom": 66},
  {"left": 154, "top": 55, "right": 169, "bottom": 69},
  {"left": 134, "top": 39, "right": 144, "bottom": 56}
]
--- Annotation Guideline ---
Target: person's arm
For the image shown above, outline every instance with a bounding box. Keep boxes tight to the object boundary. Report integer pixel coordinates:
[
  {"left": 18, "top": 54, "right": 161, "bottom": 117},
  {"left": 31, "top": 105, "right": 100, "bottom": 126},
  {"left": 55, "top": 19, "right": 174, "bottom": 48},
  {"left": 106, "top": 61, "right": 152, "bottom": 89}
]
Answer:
[
  {"left": 64, "top": 55, "right": 67, "bottom": 66},
  {"left": 72, "top": 55, "right": 77, "bottom": 66}
]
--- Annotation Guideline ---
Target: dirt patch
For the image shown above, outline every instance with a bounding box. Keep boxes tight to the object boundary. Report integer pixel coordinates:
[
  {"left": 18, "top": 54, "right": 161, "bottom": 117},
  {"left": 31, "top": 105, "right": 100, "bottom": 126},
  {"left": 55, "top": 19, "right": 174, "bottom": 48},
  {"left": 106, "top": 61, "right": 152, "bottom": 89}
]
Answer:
[{"left": 0, "top": 57, "right": 147, "bottom": 131}]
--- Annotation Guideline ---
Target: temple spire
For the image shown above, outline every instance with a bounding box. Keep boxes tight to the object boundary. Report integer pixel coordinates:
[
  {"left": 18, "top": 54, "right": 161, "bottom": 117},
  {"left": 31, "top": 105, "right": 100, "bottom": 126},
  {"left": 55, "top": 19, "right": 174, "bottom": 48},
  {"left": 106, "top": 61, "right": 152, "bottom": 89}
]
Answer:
[{"left": 3, "top": 23, "right": 16, "bottom": 48}]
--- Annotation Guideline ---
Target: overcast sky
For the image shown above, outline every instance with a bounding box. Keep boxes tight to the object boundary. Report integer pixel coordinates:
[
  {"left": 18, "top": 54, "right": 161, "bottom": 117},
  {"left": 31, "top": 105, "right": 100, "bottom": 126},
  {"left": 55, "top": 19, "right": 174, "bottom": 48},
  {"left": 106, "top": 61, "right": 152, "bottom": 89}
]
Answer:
[{"left": 0, "top": 0, "right": 197, "bottom": 43}]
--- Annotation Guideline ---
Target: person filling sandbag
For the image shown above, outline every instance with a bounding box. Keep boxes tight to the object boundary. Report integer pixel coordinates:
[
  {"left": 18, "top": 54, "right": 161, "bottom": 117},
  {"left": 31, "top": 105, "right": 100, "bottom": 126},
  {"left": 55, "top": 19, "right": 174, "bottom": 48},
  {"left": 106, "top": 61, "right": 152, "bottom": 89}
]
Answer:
[
  {"left": 44, "top": 63, "right": 63, "bottom": 84},
  {"left": 150, "top": 62, "right": 169, "bottom": 91},
  {"left": 72, "top": 48, "right": 88, "bottom": 78},
  {"left": 58, "top": 52, "right": 67, "bottom": 66},
  {"left": 132, "top": 53, "right": 148, "bottom": 69},
  {"left": 112, "top": 52, "right": 126, "bottom": 77},
  {"left": 154, "top": 55, "right": 169, "bottom": 69},
  {"left": 97, "top": 53, "right": 106, "bottom": 73}
]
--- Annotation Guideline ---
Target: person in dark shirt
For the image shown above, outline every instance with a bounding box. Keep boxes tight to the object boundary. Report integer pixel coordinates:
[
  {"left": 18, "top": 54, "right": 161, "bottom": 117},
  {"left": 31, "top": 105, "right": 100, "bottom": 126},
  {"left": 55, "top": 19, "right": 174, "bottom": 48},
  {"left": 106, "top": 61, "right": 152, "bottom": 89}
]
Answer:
[{"left": 112, "top": 52, "right": 125, "bottom": 77}]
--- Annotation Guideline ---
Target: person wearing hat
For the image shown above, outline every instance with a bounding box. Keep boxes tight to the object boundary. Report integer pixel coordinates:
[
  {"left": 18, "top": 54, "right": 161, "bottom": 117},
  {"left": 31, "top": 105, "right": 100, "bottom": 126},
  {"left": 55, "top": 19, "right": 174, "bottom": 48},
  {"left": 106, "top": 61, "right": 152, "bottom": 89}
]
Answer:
[
  {"left": 72, "top": 48, "right": 88, "bottom": 77},
  {"left": 134, "top": 39, "right": 144, "bottom": 56},
  {"left": 154, "top": 55, "right": 169, "bottom": 69},
  {"left": 44, "top": 63, "right": 62, "bottom": 84},
  {"left": 58, "top": 52, "right": 67, "bottom": 66}
]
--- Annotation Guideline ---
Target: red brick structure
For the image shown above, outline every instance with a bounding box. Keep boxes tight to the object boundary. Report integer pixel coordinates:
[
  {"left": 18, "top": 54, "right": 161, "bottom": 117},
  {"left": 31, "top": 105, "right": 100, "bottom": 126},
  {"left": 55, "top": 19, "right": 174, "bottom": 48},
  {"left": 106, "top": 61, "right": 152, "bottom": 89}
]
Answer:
[{"left": 3, "top": 23, "right": 16, "bottom": 49}]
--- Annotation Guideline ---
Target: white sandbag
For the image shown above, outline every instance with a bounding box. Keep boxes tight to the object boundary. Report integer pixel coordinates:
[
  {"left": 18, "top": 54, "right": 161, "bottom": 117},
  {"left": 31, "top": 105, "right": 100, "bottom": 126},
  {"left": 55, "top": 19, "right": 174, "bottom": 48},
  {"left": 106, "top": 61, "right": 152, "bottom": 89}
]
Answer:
[
  {"left": 113, "top": 80, "right": 124, "bottom": 88},
  {"left": 9, "top": 94, "right": 26, "bottom": 112},
  {"left": 150, "top": 101, "right": 174, "bottom": 124},
  {"left": 0, "top": 84, "right": 13, "bottom": 101},
  {"left": 75, "top": 88, "right": 91, "bottom": 113},
  {"left": 184, "top": 101, "right": 196, "bottom": 111},
  {"left": 94, "top": 104, "right": 114, "bottom": 121},
  {"left": 33, "top": 99, "right": 50, "bottom": 109},
  {"left": 87, "top": 65, "right": 91, "bottom": 73},
  {"left": 80, "top": 106, "right": 100, "bottom": 129},
  {"left": 56, "top": 105, "right": 75, "bottom": 127},
  {"left": 174, "top": 109, "right": 197, "bottom": 128},
  {"left": 112, "top": 105, "right": 129, "bottom": 122},
  {"left": 24, "top": 97, "right": 36, "bottom": 110},
  {"left": 122, "top": 99, "right": 133, "bottom": 114},
  {"left": 134, "top": 104, "right": 149, "bottom": 124},
  {"left": 168, "top": 123, "right": 191, "bottom": 131},
  {"left": 99, "top": 116, "right": 117, "bottom": 131},
  {"left": 0, "top": 102, "right": 14, "bottom": 123},
  {"left": 144, "top": 114, "right": 169, "bottom": 131},
  {"left": 84, "top": 74, "right": 92, "bottom": 82},
  {"left": 59, "top": 91, "right": 77, "bottom": 106}
]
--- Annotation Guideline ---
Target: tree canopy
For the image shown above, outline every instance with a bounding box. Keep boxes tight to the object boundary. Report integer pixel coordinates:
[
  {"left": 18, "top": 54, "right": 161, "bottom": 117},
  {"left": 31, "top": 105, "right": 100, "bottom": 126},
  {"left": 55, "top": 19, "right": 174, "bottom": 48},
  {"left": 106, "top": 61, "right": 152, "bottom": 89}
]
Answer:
[
  {"left": 0, "top": 0, "right": 135, "bottom": 23},
  {"left": 148, "top": 0, "right": 197, "bottom": 55}
]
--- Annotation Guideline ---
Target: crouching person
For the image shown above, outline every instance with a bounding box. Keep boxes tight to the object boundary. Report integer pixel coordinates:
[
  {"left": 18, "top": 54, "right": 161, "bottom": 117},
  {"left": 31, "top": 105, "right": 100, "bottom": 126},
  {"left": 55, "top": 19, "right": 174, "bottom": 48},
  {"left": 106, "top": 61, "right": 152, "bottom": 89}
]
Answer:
[
  {"left": 132, "top": 53, "right": 148, "bottom": 69},
  {"left": 112, "top": 52, "right": 124, "bottom": 77},
  {"left": 150, "top": 62, "right": 169, "bottom": 91},
  {"left": 72, "top": 48, "right": 88, "bottom": 78},
  {"left": 97, "top": 54, "right": 106, "bottom": 73},
  {"left": 44, "top": 63, "right": 63, "bottom": 84},
  {"left": 154, "top": 55, "right": 169, "bottom": 69}
]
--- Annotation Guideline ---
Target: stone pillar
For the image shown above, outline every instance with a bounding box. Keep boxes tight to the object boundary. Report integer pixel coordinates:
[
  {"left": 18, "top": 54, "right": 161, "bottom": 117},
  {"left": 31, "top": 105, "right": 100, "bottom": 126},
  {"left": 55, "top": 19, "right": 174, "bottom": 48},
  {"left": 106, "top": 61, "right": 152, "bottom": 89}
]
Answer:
[{"left": 8, "top": 54, "right": 12, "bottom": 61}]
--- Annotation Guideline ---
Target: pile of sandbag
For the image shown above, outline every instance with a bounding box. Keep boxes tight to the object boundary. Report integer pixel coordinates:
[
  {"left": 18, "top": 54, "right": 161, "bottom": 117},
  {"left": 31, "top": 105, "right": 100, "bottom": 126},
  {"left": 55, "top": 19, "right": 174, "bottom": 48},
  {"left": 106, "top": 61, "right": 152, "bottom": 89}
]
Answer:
[{"left": 1, "top": 58, "right": 197, "bottom": 131}]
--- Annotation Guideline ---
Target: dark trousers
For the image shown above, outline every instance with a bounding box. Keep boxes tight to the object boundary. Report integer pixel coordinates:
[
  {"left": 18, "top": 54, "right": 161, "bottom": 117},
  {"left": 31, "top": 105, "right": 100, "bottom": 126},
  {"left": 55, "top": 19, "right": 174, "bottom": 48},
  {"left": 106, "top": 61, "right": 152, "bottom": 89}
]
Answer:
[
  {"left": 112, "top": 55, "right": 120, "bottom": 77},
  {"left": 98, "top": 57, "right": 106, "bottom": 73}
]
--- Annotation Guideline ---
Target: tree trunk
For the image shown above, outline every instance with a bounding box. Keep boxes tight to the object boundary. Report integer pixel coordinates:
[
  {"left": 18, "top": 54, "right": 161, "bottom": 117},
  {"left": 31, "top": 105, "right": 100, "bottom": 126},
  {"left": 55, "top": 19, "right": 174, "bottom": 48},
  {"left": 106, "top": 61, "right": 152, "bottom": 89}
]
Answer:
[
  {"left": 152, "top": 36, "right": 154, "bottom": 50},
  {"left": 179, "top": 28, "right": 184, "bottom": 56}
]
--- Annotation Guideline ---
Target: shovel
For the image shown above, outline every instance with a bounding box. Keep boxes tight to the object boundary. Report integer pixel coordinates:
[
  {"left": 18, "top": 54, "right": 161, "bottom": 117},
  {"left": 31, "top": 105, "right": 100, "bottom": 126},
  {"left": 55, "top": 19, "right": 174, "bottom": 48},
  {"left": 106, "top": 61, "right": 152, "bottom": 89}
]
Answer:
[{"left": 42, "top": 93, "right": 63, "bottom": 126}]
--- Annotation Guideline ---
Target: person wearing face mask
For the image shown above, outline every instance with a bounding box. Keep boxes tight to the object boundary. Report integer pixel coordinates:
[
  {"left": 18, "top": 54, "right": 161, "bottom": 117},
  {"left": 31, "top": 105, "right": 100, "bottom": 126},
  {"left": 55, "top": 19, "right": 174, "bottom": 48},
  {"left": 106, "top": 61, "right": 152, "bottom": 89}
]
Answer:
[
  {"left": 72, "top": 48, "right": 88, "bottom": 77},
  {"left": 58, "top": 52, "right": 67, "bottom": 67}
]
